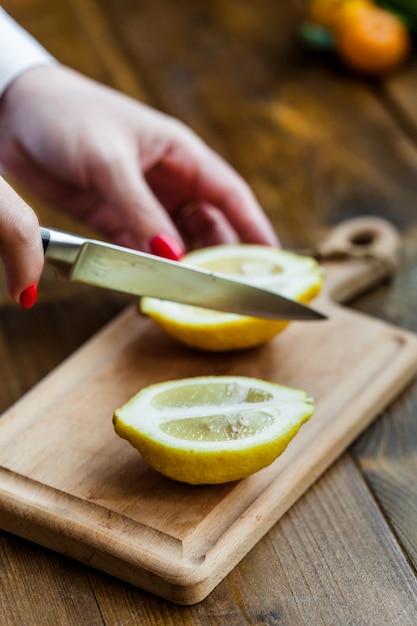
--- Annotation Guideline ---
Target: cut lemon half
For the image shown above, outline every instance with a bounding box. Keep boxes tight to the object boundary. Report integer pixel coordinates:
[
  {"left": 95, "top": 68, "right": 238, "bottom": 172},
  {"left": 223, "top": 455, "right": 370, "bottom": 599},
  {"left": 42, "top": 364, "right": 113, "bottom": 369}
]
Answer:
[
  {"left": 113, "top": 375, "right": 314, "bottom": 484},
  {"left": 140, "top": 245, "right": 323, "bottom": 352}
]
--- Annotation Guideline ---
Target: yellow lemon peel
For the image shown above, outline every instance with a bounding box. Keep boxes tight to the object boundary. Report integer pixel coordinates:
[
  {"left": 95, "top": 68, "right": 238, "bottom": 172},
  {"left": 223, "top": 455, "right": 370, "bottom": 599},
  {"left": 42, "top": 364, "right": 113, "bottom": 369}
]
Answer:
[
  {"left": 113, "top": 375, "right": 314, "bottom": 484},
  {"left": 141, "top": 244, "right": 323, "bottom": 352}
]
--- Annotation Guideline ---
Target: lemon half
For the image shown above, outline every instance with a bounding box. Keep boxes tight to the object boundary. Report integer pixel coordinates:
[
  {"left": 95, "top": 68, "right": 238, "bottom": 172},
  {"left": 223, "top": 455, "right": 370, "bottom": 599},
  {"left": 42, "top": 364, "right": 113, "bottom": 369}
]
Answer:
[
  {"left": 113, "top": 376, "right": 314, "bottom": 484},
  {"left": 141, "top": 245, "right": 323, "bottom": 352}
]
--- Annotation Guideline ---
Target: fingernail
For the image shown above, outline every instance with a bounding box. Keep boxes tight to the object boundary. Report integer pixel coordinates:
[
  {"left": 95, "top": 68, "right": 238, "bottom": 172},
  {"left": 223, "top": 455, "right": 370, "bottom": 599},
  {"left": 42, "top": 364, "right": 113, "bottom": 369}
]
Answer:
[
  {"left": 19, "top": 283, "right": 38, "bottom": 309},
  {"left": 150, "top": 233, "right": 184, "bottom": 261}
]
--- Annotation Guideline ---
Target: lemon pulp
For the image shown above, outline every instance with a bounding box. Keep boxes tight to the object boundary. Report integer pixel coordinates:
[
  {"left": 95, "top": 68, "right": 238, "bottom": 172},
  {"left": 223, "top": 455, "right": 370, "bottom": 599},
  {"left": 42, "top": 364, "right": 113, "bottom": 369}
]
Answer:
[
  {"left": 140, "top": 244, "right": 323, "bottom": 352},
  {"left": 113, "top": 376, "right": 314, "bottom": 484}
]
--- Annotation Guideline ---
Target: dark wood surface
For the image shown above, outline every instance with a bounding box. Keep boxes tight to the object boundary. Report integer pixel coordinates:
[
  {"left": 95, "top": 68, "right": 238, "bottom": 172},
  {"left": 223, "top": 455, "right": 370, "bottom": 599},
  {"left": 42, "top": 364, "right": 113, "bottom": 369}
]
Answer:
[{"left": 1, "top": 1, "right": 417, "bottom": 623}]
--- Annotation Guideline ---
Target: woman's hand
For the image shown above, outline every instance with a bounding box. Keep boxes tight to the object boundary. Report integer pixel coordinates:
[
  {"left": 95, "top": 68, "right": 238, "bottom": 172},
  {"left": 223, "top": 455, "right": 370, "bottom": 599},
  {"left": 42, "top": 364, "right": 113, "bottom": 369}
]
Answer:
[
  {"left": 0, "top": 175, "right": 42, "bottom": 306},
  {"left": 0, "top": 64, "right": 279, "bottom": 305}
]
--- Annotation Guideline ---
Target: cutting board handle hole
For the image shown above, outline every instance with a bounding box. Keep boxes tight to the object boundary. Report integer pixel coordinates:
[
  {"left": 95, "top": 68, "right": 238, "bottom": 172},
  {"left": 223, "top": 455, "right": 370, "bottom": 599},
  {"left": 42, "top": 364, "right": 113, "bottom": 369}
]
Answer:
[
  {"left": 322, "top": 217, "right": 400, "bottom": 263},
  {"left": 319, "top": 218, "right": 401, "bottom": 302},
  {"left": 350, "top": 230, "right": 375, "bottom": 247}
]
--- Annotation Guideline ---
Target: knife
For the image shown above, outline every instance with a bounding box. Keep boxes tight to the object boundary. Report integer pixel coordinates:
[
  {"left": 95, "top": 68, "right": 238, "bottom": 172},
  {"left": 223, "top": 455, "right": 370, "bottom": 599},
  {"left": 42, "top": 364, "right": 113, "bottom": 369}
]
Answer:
[{"left": 40, "top": 227, "right": 326, "bottom": 321}]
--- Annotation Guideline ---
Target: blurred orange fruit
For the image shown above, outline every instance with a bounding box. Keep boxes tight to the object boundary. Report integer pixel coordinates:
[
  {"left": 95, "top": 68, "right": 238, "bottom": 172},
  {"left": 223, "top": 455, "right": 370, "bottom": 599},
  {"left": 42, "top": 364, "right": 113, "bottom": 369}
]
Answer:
[
  {"left": 307, "top": 0, "right": 374, "bottom": 32},
  {"left": 336, "top": 5, "right": 410, "bottom": 75}
]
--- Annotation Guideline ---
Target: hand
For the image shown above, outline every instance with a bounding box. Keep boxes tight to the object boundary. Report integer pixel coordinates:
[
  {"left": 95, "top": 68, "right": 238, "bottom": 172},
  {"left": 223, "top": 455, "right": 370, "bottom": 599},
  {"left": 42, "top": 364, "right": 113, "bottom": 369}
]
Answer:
[
  {"left": 0, "top": 64, "right": 279, "bottom": 304},
  {"left": 0, "top": 175, "right": 42, "bottom": 305}
]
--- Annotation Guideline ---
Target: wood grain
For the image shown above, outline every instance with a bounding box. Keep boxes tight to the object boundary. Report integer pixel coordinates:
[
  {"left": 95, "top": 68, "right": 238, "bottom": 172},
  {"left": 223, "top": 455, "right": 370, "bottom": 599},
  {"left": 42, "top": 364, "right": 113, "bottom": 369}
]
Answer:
[
  {"left": 1, "top": 0, "right": 417, "bottom": 621},
  {"left": 1, "top": 219, "right": 416, "bottom": 604},
  {"left": 0, "top": 533, "right": 103, "bottom": 626},
  {"left": 96, "top": 0, "right": 417, "bottom": 245}
]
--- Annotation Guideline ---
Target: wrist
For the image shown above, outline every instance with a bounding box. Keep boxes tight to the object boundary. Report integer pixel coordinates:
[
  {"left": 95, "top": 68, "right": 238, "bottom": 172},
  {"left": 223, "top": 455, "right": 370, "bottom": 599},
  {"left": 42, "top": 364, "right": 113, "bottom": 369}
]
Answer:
[{"left": 0, "top": 8, "right": 57, "bottom": 98}]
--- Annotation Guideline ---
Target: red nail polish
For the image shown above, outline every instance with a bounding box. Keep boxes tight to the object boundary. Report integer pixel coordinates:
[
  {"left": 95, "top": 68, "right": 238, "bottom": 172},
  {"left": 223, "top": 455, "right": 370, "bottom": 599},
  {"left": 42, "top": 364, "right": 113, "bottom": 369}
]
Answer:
[
  {"left": 150, "top": 233, "right": 184, "bottom": 261},
  {"left": 19, "top": 283, "right": 38, "bottom": 309}
]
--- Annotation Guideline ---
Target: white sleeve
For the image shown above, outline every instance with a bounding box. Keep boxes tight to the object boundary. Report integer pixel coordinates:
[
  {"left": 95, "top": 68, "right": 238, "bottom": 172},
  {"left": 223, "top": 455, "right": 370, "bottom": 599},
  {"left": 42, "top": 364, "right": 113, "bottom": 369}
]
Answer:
[{"left": 0, "top": 7, "right": 56, "bottom": 96}]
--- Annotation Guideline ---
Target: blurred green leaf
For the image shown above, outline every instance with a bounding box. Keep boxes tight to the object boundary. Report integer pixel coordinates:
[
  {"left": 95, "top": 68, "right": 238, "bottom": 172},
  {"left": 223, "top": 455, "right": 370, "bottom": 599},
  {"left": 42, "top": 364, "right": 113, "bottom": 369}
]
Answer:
[{"left": 299, "top": 21, "right": 335, "bottom": 51}]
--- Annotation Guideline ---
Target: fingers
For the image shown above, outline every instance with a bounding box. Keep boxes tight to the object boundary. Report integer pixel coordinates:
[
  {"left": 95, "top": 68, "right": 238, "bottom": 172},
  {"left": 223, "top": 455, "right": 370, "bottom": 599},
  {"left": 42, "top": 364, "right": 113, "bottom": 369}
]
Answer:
[
  {"left": 143, "top": 122, "right": 281, "bottom": 248},
  {"left": 176, "top": 201, "right": 240, "bottom": 249},
  {"left": 0, "top": 176, "right": 43, "bottom": 305},
  {"left": 89, "top": 150, "right": 185, "bottom": 257},
  {"left": 193, "top": 151, "right": 280, "bottom": 246},
  {"left": 93, "top": 137, "right": 278, "bottom": 256}
]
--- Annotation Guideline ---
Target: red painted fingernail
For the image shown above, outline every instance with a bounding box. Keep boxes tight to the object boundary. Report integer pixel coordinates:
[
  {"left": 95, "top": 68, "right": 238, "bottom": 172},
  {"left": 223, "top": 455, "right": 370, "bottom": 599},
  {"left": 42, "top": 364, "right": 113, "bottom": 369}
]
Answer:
[
  {"left": 150, "top": 233, "right": 184, "bottom": 261},
  {"left": 19, "top": 283, "right": 38, "bottom": 309}
]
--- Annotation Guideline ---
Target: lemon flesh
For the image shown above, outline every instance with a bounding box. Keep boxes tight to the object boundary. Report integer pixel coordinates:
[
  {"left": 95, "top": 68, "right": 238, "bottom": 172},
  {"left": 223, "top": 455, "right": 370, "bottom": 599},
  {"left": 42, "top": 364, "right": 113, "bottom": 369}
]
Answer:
[
  {"left": 141, "top": 245, "right": 323, "bottom": 352},
  {"left": 113, "top": 376, "right": 314, "bottom": 484}
]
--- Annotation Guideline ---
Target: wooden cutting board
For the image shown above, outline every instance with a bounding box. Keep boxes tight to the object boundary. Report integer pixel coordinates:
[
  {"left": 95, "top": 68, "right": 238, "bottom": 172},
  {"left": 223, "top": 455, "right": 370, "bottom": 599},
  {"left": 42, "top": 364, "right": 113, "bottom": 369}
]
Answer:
[{"left": 1, "top": 217, "right": 417, "bottom": 605}]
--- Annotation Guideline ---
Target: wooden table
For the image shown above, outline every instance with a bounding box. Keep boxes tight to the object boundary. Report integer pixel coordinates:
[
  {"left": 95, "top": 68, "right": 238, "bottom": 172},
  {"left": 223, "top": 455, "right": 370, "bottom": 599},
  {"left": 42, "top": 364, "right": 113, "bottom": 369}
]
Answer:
[{"left": 1, "top": 1, "right": 417, "bottom": 623}]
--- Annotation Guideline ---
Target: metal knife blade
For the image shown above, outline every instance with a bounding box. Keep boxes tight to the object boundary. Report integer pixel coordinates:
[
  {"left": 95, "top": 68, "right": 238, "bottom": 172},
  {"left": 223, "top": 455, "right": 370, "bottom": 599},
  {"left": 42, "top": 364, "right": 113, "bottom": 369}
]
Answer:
[{"left": 40, "top": 227, "right": 326, "bottom": 321}]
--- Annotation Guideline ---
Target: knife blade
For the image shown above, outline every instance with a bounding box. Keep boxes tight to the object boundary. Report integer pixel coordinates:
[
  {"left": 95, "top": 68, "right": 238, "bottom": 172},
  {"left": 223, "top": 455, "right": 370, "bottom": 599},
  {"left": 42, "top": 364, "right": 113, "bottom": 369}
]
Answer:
[{"left": 40, "top": 227, "right": 326, "bottom": 321}]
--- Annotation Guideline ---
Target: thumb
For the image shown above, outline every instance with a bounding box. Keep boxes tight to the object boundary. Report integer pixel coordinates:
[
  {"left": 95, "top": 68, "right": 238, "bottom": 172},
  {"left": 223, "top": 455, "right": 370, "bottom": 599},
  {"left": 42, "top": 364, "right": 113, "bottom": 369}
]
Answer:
[{"left": 0, "top": 177, "right": 43, "bottom": 306}]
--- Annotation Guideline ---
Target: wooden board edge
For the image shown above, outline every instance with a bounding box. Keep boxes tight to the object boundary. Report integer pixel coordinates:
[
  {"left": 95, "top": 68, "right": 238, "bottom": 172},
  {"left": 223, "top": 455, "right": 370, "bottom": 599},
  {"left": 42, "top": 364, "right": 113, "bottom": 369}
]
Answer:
[
  {"left": 186, "top": 327, "right": 417, "bottom": 603},
  {"left": 1, "top": 327, "right": 416, "bottom": 604}
]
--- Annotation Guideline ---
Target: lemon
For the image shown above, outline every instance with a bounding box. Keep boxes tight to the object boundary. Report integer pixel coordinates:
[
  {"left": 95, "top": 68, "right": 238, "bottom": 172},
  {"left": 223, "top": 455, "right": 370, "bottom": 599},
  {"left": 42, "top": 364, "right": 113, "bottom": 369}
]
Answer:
[
  {"left": 140, "top": 244, "right": 323, "bottom": 352},
  {"left": 113, "top": 375, "right": 314, "bottom": 484}
]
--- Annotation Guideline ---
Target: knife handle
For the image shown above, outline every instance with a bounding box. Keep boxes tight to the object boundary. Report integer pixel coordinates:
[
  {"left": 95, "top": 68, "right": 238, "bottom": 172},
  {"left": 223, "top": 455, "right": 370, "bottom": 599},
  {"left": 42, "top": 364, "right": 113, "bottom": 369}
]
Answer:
[
  {"left": 40, "top": 226, "right": 87, "bottom": 279},
  {"left": 40, "top": 227, "right": 86, "bottom": 265}
]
